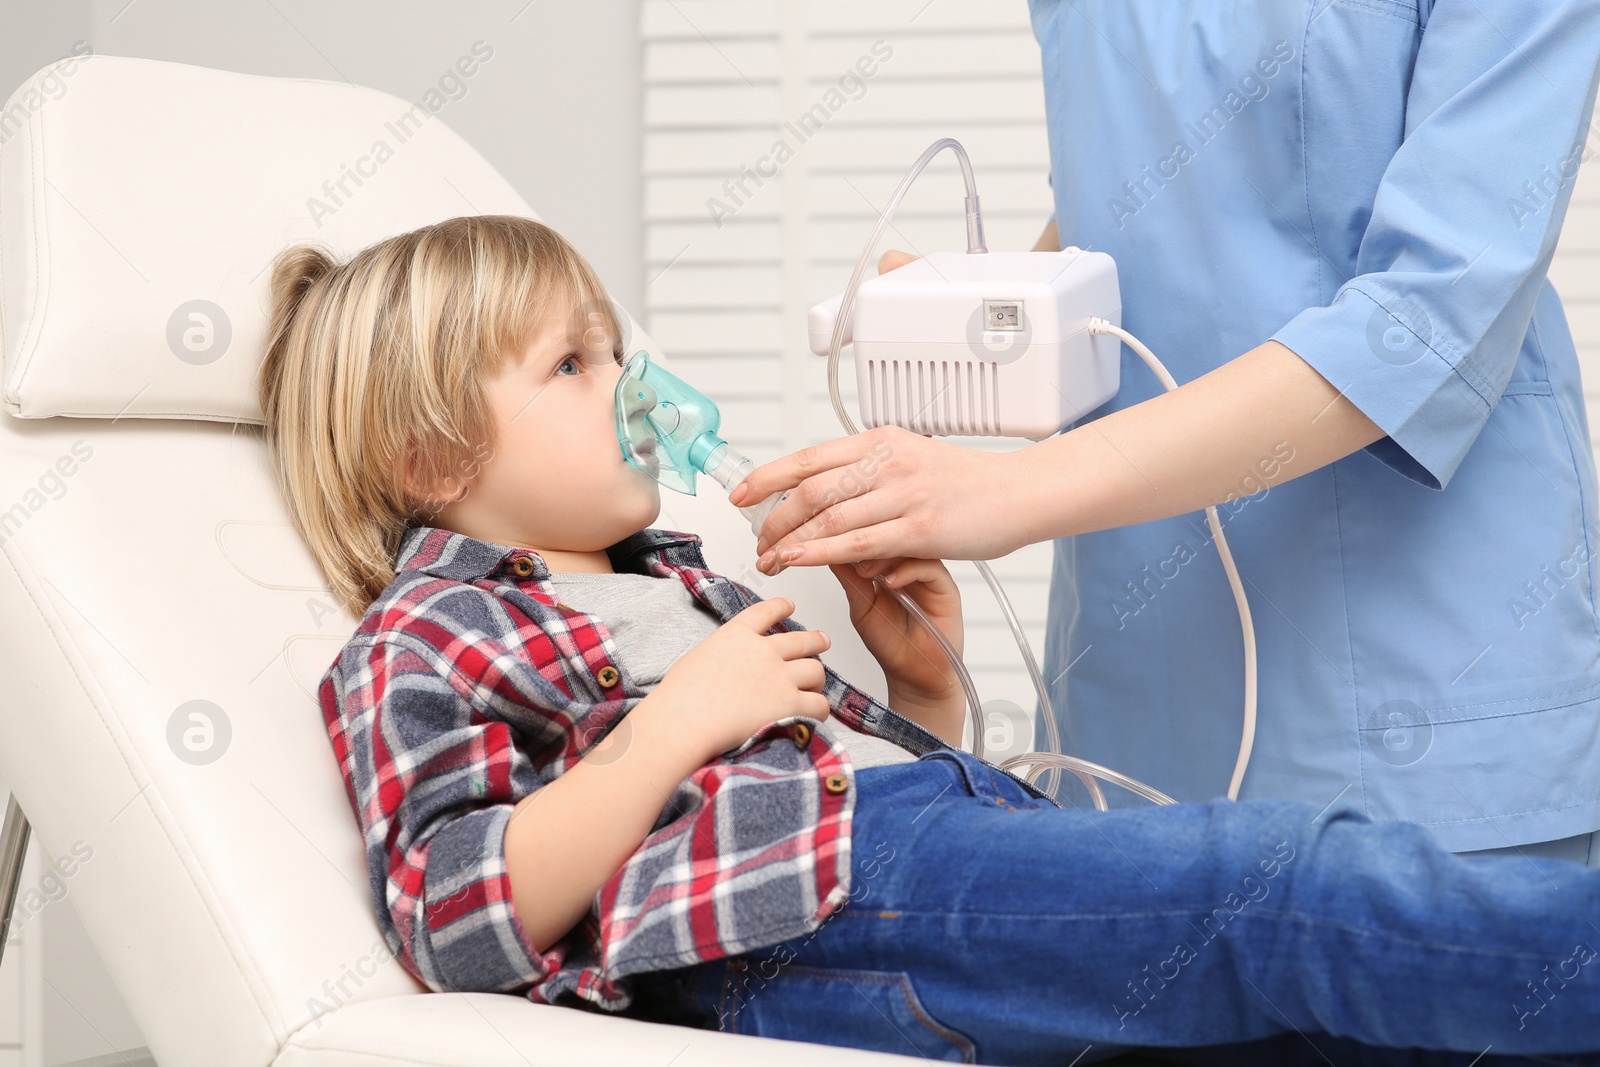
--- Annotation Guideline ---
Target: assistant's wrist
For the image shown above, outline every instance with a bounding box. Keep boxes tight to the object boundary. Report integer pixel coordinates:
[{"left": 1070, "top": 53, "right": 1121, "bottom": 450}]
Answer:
[
  {"left": 1000, "top": 431, "right": 1087, "bottom": 547},
  {"left": 992, "top": 445, "right": 1045, "bottom": 551}
]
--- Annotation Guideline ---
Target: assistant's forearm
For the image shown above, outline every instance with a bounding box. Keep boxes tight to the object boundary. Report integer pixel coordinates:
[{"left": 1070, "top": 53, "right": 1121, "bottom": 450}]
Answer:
[
  {"left": 1006, "top": 339, "right": 1384, "bottom": 545},
  {"left": 503, "top": 693, "right": 708, "bottom": 954}
]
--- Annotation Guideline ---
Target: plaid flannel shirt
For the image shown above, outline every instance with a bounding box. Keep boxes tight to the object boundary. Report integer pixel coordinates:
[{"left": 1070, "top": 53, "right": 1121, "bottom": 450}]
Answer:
[{"left": 320, "top": 523, "right": 1058, "bottom": 1012}]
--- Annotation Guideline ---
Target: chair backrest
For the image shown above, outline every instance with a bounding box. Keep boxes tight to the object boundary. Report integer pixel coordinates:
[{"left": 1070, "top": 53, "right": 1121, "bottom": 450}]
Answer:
[{"left": 0, "top": 52, "right": 874, "bottom": 1066}]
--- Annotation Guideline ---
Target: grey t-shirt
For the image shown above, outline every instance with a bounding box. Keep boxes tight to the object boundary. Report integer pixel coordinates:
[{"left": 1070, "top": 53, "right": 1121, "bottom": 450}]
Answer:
[{"left": 546, "top": 569, "right": 919, "bottom": 771}]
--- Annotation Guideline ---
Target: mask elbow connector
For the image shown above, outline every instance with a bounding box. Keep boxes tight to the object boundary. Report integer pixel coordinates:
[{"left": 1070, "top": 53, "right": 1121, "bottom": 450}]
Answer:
[{"left": 702, "top": 440, "right": 789, "bottom": 538}]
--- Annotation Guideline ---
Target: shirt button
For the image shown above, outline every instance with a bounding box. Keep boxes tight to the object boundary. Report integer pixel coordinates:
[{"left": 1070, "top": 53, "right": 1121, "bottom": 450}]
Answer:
[
  {"left": 597, "top": 665, "right": 620, "bottom": 688},
  {"left": 824, "top": 773, "right": 848, "bottom": 795},
  {"left": 790, "top": 721, "right": 812, "bottom": 747},
  {"left": 511, "top": 556, "right": 535, "bottom": 578}
]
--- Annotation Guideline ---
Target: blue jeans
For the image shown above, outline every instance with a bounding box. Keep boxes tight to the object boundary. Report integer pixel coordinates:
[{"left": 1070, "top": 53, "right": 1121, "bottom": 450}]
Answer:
[{"left": 625, "top": 749, "right": 1600, "bottom": 1066}]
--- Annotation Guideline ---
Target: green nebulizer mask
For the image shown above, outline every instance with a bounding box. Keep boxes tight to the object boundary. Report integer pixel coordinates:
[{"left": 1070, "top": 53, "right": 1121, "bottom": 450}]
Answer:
[{"left": 615, "top": 349, "right": 788, "bottom": 535}]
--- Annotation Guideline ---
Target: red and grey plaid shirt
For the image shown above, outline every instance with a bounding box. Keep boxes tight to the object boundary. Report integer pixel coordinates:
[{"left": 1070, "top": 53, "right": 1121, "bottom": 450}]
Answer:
[{"left": 319, "top": 523, "right": 1057, "bottom": 1012}]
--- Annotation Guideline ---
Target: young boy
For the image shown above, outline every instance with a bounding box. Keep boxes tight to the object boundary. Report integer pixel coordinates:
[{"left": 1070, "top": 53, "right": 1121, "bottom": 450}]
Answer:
[{"left": 261, "top": 215, "right": 1600, "bottom": 1065}]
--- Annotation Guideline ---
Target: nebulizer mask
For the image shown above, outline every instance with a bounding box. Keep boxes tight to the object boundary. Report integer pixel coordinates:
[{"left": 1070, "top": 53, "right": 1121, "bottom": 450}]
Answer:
[{"left": 615, "top": 348, "right": 791, "bottom": 536}]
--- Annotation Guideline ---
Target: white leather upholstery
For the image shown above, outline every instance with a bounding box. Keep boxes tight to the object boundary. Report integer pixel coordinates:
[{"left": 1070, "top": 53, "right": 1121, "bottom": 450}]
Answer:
[
  {"left": 0, "top": 52, "right": 894, "bottom": 1067},
  {"left": 273, "top": 992, "right": 927, "bottom": 1066}
]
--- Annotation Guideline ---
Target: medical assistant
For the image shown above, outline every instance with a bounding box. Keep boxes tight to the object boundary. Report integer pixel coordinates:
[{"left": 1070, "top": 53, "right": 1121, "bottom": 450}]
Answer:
[{"left": 1028, "top": 0, "right": 1600, "bottom": 852}]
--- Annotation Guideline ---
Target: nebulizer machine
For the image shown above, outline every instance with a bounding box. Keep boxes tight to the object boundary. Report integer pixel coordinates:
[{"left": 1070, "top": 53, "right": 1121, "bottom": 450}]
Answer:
[{"left": 615, "top": 137, "right": 1259, "bottom": 810}]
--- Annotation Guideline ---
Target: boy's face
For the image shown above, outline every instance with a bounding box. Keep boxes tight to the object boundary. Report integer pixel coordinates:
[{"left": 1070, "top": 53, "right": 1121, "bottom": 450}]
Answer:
[{"left": 415, "top": 294, "right": 662, "bottom": 561}]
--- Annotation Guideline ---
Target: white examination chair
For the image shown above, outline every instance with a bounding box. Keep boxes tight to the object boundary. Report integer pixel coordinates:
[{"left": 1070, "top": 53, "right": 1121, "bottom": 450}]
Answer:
[{"left": 0, "top": 52, "right": 920, "bottom": 1067}]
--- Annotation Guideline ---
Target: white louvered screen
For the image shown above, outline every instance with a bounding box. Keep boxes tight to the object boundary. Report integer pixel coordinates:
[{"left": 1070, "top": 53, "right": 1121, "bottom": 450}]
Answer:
[{"left": 641, "top": 0, "right": 1056, "bottom": 734}]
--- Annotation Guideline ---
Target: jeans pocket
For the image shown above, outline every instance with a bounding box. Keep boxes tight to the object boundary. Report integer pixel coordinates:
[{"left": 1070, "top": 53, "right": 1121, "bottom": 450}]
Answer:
[
  {"left": 719, "top": 962, "right": 977, "bottom": 1062},
  {"left": 921, "top": 748, "right": 1047, "bottom": 808}
]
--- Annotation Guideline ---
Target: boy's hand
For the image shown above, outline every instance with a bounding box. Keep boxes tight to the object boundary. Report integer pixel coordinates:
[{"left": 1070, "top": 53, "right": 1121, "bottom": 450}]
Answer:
[
  {"left": 647, "top": 597, "right": 832, "bottom": 763},
  {"left": 828, "top": 558, "right": 963, "bottom": 716}
]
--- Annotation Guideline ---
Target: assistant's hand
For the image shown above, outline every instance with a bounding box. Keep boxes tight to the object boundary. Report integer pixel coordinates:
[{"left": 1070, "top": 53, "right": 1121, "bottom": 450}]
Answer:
[
  {"left": 734, "top": 423, "right": 1026, "bottom": 574},
  {"left": 827, "top": 557, "right": 963, "bottom": 704}
]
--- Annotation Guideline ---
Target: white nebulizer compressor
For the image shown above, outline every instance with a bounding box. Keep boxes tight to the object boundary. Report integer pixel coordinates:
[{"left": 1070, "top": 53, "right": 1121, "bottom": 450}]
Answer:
[
  {"left": 807, "top": 247, "right": 1123, "bottom": 441},
  {"left": 756, "top": 136, "right": 1258, "bottom": 810}
]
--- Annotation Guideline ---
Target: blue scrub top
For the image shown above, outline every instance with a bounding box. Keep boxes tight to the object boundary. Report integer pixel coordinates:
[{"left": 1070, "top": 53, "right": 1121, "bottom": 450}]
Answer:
[{"left": 1028, "top": 0, "right": 1600, "bottom": 851}]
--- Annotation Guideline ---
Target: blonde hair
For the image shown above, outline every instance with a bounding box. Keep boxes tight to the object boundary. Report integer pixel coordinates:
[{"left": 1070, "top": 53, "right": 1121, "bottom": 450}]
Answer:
[{"left": 258, "top": 214, "right": 623, "bottom": 619}]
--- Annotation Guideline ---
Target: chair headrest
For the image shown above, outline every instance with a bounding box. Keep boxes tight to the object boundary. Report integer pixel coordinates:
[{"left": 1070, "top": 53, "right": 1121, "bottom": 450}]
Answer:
[{"left": 0, "top": 52, "right": 551, "bottom": 425}]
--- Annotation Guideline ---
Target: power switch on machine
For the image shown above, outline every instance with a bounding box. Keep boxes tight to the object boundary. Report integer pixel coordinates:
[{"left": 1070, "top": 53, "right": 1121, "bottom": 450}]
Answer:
[{"left": 983, "top": 300, "right": 1022, "bottom": 331}]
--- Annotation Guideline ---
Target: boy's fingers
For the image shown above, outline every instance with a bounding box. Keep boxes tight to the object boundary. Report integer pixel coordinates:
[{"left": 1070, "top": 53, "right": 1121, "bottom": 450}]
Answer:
[
  {"left": 881, "top": 558, "right": 945, "bottom": 587},
  {"left": 788, "top": 657, "right": 827, "bottom": 693},
  {"left": 829, "top": 564, "right": 892, "bottom": 624},
  {"left": 851, "top": 556, "right": 950, "bottom": 589},
  {"left": 734, "top": 597, "right": 795, "bottom": 629},
  {"left": 768, "top": 629, "right": 831, "bottom": 660},
  {"left": 830, "top": 562, "right": 875, "bottom": 599},
  {"left": 877, "top": 249, "right": 918, "bottom": 274},
  {"left": 853, "top": 556, "right": 907, "bottom": 579}
]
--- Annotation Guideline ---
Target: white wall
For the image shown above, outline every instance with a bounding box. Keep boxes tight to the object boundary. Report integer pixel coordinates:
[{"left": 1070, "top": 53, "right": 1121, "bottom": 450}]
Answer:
[{"left": 85, "top": 0, "right": 644, "bottom": 311}]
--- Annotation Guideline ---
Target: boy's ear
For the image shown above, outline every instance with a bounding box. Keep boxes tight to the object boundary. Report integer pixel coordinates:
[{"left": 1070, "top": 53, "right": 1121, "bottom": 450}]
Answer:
[
  {"left": 400, "top": 447, "right": 429, "bottom": 501},
  {"left": 401, "top": 447, "right": 466, "bottom": 509}
]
